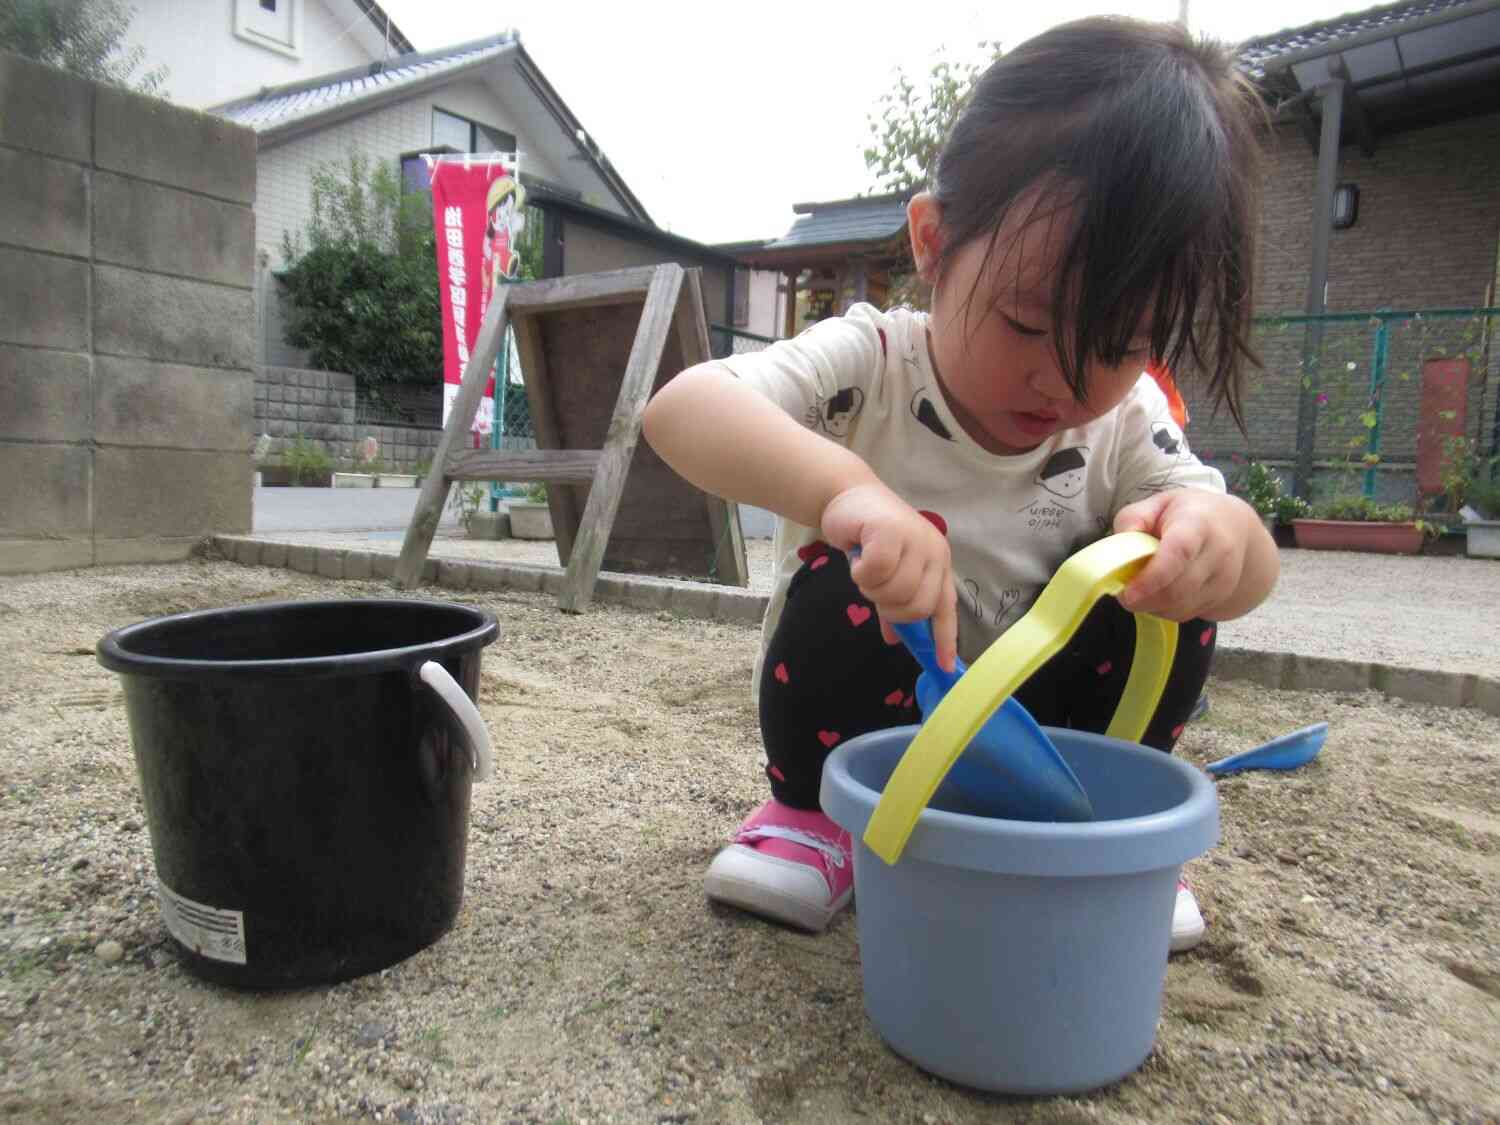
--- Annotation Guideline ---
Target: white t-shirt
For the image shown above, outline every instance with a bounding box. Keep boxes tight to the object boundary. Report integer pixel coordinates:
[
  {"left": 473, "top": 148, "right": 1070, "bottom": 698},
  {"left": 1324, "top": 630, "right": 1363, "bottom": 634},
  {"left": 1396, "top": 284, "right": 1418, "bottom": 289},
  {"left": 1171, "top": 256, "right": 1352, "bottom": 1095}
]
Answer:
[{"left": 719, "top": 303, "right": 1226, "bottom": 698}]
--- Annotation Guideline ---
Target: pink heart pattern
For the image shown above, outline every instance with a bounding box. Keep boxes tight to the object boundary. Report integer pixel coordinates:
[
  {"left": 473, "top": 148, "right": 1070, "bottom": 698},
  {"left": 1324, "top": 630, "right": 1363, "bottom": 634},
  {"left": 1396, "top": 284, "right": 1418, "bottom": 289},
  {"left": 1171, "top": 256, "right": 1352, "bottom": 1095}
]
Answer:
[
  {"left": 846, "top": 604, "right": 872, "bottom": 627},
  {"left": 817, "top": 730, "right": 842, "bottom": 749}
]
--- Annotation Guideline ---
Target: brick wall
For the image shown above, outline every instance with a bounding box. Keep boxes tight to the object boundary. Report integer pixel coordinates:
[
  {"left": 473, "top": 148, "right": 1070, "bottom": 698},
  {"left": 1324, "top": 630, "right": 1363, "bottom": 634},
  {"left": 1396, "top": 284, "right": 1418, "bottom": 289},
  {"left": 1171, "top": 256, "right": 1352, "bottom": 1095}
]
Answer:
[
  {"left": 0, "top": 51, "right": 257, "bottom": 574},
  {"left": 1183, "top": 113, "right": 1500, "bottom": 499}
]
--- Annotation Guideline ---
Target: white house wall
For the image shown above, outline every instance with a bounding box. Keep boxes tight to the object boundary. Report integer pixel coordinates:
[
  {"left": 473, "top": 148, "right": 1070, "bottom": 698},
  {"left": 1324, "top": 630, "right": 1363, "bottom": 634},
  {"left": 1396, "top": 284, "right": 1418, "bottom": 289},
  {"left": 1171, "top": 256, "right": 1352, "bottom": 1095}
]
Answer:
[
  {"left": 126, "top": 0, "right": 381, "bottom": 109},
  {"left": 256, "top": 77, "right": 568, "bottom": 264},
  {"left": 743, "top": 269, "right": 785, "bottom": 339}
]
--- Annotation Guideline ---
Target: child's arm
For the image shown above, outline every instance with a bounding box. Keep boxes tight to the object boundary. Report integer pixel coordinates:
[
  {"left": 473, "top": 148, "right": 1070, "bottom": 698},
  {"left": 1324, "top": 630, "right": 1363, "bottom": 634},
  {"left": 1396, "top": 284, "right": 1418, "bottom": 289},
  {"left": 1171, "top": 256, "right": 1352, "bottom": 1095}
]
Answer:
[
  {"left": 1112, "top": 489, "right": 1279, "bottom": 621},
  {"left": 643, "top": 362, "right": 960, "bottom": 671}
]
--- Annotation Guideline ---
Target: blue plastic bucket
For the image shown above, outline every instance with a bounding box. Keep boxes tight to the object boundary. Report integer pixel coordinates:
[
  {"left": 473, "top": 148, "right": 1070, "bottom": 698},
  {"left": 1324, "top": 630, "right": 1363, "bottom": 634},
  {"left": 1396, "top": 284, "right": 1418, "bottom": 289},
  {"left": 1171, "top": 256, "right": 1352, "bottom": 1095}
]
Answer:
[{"left": 821, "top": 726, "right": 1218, "bottom": 1094}]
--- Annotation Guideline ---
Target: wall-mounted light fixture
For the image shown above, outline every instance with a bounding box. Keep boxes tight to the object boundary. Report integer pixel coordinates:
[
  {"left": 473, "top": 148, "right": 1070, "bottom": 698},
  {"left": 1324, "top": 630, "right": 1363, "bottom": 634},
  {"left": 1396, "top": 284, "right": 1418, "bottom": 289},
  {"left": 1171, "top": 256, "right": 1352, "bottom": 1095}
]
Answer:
[{"left": 1332, "top": 183, "right": 1359, "bottom": 230}]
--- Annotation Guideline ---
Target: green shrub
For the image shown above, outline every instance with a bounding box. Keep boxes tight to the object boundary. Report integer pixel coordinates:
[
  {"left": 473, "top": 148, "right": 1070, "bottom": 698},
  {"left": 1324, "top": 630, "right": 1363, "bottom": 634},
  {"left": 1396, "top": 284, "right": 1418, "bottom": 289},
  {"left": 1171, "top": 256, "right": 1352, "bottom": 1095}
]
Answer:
[
  {"left": 1230, "top": 460, "right": 1285, "bottom": 518},
  {"left": 281, "top": 434, "right": 332, "bottom": 485},
  {"left": 1273, "top": 494, "right": 1310, "bottom": 525},
  {"left": 278, "top": 152, "right": 442, "bottom": 407},
  {"left": 1309, "top": 495, "right": 1414, "bottom": 523},
  {"left": 1467, "top": 477, "right": 1500, "bottom": 520},
  {"left": 522, "top": 481, "right": 548, "bottom": 504}
]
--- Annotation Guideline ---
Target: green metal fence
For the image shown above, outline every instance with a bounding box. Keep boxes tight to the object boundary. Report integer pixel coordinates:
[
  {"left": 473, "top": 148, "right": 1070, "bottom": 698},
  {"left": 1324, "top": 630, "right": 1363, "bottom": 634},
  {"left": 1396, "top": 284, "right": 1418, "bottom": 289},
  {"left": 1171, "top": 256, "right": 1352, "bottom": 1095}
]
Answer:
[{"left": 1189, "top": 307, "right": 1500, "bottom": 505}]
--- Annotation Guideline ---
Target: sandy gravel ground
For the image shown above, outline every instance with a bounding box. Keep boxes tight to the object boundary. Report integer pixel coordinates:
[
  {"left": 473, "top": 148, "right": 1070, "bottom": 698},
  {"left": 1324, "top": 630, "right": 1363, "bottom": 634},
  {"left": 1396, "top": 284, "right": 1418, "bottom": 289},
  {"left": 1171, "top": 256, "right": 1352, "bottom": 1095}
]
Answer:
[{"left": 1, "top": 558, "right": 1497, "bottom": 1124}]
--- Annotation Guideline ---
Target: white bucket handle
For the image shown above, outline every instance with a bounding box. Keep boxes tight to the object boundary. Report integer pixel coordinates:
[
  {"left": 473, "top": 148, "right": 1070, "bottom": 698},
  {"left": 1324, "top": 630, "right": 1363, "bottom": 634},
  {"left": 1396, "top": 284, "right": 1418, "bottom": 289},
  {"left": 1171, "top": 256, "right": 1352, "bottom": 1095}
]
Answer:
[{"left": 418, "top": 660, "right": 494, "bottom": 781}]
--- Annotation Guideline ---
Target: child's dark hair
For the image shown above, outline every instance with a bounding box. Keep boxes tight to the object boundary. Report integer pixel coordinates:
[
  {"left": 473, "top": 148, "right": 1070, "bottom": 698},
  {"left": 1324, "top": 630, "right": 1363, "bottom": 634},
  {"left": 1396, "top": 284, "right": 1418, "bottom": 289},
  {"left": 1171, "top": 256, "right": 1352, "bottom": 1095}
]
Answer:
[{"left": 931, "top": 17, "right": 1265, "bottom": 428}]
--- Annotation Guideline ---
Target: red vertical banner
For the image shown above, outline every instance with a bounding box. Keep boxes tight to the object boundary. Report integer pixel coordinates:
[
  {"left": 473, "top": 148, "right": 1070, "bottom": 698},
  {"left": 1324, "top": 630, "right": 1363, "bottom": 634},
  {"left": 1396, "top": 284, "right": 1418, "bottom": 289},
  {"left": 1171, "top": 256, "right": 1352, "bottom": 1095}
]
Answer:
[{"left": 426, "top": 154, "right": 525, "bottom": 436}]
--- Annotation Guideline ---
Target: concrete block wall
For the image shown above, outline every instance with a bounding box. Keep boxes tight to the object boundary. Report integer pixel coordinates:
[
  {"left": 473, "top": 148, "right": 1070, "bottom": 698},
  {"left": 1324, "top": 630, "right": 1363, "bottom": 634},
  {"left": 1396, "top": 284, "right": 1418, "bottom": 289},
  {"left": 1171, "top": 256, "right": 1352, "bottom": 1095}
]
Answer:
[
  {"left": 1182, "top": 113, "right": 1500, "bottom": 499},
  {"left": 254, "top": 366, "right": 440, "bottom": 470},
  {"left": 0, "top": 51, "right": 257, "bottom": 574}
]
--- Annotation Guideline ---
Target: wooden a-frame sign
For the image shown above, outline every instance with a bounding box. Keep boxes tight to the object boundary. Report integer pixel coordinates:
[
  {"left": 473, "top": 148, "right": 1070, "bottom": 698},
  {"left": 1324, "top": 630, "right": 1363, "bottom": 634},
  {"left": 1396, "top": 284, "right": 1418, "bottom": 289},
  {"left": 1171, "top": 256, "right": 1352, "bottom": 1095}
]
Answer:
[{"left": 394, "top": 264, "right": 748, "bottom": 611}]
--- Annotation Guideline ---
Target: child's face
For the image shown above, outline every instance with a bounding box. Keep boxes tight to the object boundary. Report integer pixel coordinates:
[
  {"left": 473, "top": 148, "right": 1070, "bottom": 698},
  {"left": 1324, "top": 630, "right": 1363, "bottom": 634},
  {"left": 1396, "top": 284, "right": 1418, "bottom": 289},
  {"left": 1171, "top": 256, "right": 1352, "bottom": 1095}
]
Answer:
[{"left": 910, "top": 190, "right": 1150, "bottom": 455}]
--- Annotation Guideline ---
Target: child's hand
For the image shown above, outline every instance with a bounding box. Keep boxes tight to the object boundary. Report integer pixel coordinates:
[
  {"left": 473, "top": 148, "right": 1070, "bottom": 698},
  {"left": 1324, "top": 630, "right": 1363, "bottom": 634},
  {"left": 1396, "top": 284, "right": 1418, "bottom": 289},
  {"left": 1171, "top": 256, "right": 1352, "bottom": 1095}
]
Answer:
[
  {"left": 821, "top": 483, "right": 959, "bottom": 672},
  {"left": 1113, "top": 490, "right": 1275, "bottom": 621}
]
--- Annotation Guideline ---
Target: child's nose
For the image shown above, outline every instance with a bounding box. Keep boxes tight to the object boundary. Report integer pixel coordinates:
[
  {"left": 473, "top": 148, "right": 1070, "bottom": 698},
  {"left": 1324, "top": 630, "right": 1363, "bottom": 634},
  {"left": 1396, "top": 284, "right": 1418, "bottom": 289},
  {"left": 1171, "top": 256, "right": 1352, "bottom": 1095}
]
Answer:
[{"left": 1026, "top": 361, "right": 1073, "bottom": 403}]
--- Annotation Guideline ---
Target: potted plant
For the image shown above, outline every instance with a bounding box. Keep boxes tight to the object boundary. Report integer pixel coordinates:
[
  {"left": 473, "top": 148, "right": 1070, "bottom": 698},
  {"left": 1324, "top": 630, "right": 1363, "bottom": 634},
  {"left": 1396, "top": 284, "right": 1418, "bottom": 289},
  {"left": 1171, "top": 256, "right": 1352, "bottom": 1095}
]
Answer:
[
  {"left": 1292, "top": 494, "right": 1427, "bottom": 555},
  {"left": 1440, "top": 436, "right": 1500, "bottom": 559},
  {"left": 508, "top": 482, "right": 554, "bottom": 540},
  {"left": 1231, "top": 460, "right": 1286, "bottom": 537},
  {"left": 1462, "top": 477, "right": 1500, "bottom": 559},
  {"left": 261, "top": 434, "right": 333, "bottom": 487},
  {"left": 336, "top": 436, "right": 393, "bottom": 488},
  {"left": 1271, "top": 493, "right": 1310, "bottom": 547}
]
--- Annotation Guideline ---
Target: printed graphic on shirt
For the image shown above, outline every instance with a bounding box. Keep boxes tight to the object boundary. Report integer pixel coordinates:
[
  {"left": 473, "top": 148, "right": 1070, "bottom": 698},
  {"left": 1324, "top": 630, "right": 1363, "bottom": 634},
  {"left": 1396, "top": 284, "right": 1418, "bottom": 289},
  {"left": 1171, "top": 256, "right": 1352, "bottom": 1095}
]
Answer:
[
  {"left": 1133, "top": 418, "right": 1194, "bottom": 496},
  {"left": 1016, "top": 446, "right": 1089, "bottom": 532},
  {"left": 991, "top": 585, "right": 1023, "bottom": 629},
  {"left": 910, "top": 389, "right": 954, "bottom": 441},
  {"left": 1151, "top": 419, "right": 1184, "bottom": 457},
  {"left": 961, "top": 578, "right": 982, "bottom": 621},
  {"left": 804, "top": 386, "right": 865, "bottom": 438},
  {"left": 959, "top": 578, "right": 1025, "bottom": 630},
  {"left": 1038, "top": 447, "right": 1088, "bottom": 499}
]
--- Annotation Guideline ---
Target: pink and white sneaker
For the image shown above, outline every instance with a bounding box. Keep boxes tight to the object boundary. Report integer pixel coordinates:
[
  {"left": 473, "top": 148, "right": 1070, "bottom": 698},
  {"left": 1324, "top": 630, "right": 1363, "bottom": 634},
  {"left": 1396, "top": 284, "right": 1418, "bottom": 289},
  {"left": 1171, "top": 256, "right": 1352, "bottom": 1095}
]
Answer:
[
  {"left": 704, "top": 798, "right": 854, "bottom": 932},
  {"left": 1171, "top": 878, "right": 1206, "bottom": 952}
]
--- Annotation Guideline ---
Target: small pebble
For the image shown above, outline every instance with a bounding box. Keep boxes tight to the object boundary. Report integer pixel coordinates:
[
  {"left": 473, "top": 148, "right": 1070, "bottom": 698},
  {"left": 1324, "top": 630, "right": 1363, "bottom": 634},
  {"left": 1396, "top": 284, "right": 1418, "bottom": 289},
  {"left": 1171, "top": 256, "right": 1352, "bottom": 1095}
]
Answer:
[
  {"left": 357, "top": 1022, "right": 394, "bottom": 1048},
  {"left": 95, "top": 940, "right": 124, "bottom": 963}
]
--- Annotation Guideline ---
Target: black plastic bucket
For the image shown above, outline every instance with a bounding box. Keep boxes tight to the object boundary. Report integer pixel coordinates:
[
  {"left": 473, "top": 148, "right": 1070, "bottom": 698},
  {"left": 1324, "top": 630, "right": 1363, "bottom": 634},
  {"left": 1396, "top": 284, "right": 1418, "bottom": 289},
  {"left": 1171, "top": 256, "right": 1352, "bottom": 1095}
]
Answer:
[{"left": 97, "top": 598, "right": 498, "bottom": 989}]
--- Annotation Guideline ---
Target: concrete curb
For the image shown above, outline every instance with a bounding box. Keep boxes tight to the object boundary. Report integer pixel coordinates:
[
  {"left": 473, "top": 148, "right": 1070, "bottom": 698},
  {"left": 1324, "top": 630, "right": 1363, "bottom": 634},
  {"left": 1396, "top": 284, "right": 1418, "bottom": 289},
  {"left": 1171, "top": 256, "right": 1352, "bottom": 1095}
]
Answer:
[{"left": 212, "top": 534, "right": 1500, "bottom": 718}]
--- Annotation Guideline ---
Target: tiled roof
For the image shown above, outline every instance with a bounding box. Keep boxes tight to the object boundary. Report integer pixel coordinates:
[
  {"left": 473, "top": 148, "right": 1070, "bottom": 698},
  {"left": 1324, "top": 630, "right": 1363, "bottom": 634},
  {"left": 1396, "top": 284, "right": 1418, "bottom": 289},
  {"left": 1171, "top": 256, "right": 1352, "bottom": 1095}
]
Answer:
[
  {"left": 1237, "top": 0, "right": 1478, "bottom": 77},
  {"left": 214, "top": 33, "right": 517, "bottom": 131},
  {"left": 766, "top": 194, "right": 910, "bottom": 251}
]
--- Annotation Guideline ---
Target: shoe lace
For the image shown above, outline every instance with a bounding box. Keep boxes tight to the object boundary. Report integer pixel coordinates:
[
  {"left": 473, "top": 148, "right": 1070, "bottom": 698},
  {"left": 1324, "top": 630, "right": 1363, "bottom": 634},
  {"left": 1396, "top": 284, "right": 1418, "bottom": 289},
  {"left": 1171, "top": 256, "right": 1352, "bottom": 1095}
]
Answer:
[{"left": 739, "top": 825, "right": 848, "bottom": 868}]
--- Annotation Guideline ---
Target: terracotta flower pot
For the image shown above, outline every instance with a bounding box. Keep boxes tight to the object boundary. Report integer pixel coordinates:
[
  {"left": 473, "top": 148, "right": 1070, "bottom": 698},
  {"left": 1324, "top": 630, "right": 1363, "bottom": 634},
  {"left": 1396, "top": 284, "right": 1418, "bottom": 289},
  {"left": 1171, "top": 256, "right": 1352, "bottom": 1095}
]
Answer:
[{"left": 1291, "top": 519, "right": 1424, "bottom": 555}]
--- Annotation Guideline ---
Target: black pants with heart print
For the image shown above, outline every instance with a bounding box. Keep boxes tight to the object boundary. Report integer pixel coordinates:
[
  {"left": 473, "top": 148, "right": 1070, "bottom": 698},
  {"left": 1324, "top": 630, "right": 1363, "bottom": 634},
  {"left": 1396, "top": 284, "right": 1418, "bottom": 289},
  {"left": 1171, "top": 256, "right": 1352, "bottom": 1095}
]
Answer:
[{"left": 759, "top": 546, "right": 1217, "bottom": 811}]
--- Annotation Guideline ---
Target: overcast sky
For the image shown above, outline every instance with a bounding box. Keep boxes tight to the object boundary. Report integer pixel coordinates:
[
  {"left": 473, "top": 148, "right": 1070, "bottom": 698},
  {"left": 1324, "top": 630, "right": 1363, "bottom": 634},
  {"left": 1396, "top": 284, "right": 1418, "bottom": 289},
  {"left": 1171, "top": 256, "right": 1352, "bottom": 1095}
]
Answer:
[{"left": 374, "top": 0, "right": 1362, "bottom": 245}]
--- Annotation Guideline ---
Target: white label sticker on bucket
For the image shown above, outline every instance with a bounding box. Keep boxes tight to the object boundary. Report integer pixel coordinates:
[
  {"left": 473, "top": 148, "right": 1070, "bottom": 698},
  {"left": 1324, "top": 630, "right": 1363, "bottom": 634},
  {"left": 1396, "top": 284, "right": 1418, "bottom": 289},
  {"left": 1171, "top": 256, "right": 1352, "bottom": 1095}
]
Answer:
[{"left": 158, "top": 882, "right": 247, "bottom": 965}]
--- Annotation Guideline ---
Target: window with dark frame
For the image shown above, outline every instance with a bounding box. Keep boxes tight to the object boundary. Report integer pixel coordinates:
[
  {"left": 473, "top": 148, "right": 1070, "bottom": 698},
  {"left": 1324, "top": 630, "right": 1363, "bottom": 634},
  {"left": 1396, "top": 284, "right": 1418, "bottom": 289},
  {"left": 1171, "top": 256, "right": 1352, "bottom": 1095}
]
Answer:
[{"left": 431, "top": 108, "right": 516, "bottom": 156}]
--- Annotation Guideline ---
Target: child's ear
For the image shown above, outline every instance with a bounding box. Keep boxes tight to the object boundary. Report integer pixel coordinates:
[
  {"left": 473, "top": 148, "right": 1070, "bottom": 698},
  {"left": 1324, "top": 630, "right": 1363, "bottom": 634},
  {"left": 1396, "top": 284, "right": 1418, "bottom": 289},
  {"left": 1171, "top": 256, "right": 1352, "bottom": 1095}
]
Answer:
[{"left": 907, "top": 192, "right": 944, "bottom": 283}]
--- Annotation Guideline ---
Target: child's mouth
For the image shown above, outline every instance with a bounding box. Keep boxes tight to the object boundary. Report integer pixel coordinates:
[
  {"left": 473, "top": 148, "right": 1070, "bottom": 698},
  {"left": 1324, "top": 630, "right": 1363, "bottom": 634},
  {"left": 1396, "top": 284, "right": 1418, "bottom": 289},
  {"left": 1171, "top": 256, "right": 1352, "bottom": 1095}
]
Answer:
[{"left": 1011, "top": 411, "right": 1059, "bottom": 437}]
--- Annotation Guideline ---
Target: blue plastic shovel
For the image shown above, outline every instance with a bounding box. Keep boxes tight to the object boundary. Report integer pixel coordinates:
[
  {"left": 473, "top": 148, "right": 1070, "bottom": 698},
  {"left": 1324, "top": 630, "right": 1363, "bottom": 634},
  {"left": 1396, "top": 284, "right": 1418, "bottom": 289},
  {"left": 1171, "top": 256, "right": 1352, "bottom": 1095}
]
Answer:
[
  {"left": 889, "top": 618, "right": 1095, "bottom": 822},
  {"left": 1203, "top": 722, "right": 1328, "bottom": 776}
]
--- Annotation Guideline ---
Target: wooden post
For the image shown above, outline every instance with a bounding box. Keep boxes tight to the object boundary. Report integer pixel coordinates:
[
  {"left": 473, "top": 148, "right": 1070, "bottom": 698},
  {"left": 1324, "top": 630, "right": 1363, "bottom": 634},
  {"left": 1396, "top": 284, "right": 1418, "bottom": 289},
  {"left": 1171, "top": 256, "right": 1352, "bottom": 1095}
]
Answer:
[
  {"left": 394, "top": 287, "right": 511, "bottom": 588},
  {"left": 675, "top": 271, "right": 749, "bottom": 587},
  {"left": 784, "top": 270, "right": 798, "bottom": 339}
]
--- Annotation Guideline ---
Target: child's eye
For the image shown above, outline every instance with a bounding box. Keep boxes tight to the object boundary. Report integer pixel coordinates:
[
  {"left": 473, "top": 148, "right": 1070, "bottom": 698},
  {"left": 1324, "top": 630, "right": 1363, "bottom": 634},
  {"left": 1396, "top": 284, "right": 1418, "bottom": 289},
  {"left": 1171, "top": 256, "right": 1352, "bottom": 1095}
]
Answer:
[{"left": 1002, "top": 314, "right": 1046, "bottom": 337}]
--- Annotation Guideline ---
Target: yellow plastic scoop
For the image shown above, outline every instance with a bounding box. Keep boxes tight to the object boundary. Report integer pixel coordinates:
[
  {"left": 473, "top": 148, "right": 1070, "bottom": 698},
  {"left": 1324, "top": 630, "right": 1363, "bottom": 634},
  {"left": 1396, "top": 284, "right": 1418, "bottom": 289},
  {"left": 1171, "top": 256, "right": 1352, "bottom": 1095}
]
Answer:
[{"left": 862, "top": 532, "right": 1178, "bottom": 865}]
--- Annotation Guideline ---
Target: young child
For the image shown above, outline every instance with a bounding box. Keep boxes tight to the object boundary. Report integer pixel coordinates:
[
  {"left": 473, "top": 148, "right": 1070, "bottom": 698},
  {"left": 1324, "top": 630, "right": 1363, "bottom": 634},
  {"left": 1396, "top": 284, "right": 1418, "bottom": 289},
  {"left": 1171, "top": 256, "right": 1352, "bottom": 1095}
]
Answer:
[{"left": 642, "top": 17, "right": 1278, "bottom": 952}]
